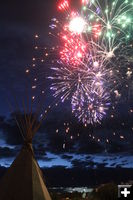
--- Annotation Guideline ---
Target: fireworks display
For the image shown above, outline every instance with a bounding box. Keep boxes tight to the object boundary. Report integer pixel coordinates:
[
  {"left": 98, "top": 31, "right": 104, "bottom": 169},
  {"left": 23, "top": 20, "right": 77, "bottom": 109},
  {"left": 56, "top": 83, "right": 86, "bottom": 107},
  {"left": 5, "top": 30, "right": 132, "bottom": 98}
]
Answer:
[
  {"left": 69, "top": 16, "right": 86, "bottom": 34},
  {"left": 47, "top": 0, "right": 133, "bottom": 126},
  {"left": 60, "top": 33, "right": 86, "bottom": 66},
  {"left": 71, "top": 86, "right": 110, "bottom": 125},
  {"left": 58, "top": 0, "right": 69, "bottom": 11}
]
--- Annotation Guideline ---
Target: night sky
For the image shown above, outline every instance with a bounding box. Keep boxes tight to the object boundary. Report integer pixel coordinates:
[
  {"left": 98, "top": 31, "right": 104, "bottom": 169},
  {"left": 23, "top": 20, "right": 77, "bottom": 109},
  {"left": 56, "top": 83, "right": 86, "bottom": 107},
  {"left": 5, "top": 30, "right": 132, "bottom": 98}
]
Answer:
[{"left": 0, "top": 0, "right": 133, "bottom": 187}]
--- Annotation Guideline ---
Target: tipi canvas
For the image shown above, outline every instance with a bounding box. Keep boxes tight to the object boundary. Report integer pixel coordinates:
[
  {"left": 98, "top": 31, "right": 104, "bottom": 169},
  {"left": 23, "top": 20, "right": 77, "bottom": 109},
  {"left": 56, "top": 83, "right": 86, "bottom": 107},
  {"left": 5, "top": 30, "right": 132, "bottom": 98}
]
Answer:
[{"left": 0, "top": 112, "right": 51, "bottom": 200}]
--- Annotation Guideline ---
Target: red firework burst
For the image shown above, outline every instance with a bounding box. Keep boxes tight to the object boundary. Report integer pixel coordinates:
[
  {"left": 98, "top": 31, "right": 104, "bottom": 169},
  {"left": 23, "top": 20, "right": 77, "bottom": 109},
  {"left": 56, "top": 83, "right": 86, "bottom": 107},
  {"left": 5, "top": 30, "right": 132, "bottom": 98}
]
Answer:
[
  {"left": 57, "top": 0, "right": 69, "bottom": 11},
  {"left": 60, "top": 33, "right": 87, "bottom": 67}
]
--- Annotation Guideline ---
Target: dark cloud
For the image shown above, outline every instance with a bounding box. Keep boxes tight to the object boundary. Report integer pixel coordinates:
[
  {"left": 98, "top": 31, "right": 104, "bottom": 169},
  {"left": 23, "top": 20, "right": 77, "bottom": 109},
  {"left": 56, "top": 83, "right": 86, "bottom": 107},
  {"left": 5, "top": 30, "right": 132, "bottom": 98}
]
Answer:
[
  {"left": 46, "top": 132, "right": 75, "bottom": 154},
  {"left": 34, "top": 145, "right": 47, "bottom": 160},
  {"left": 61, "top": 154, "right": 73, "bottom": 160},
  {"left": 0, "top": 116, "right": 5, "bottom": 124},
  {"left": 110, "top": 163, "right": 116, "bottom": 167},
  {"left": 37, "top": 156, "right": 56, "bottom": 162},
  {"left": 77, "top": 140, "right": 104, "bottom": 154},
  {"left": 34, "top": 144, "right": 56, "bottom": 161},
  {"left": 86, "top": 155, "right": 91, "bottom": 159},
  {"left": 1, "top": 119, "right": 23, "bottom": 145},
  {"left": 107, "top": 142, "right": 126, "bottom": 153},
  {"left": 71, "top": 159, "right": 91, "bottom": 168},
  {"left": 71, "top": 159, "right": 107, "bottom": 169},
  {"left": 0, "top": 147, "right": 17, "bottom": 159},
  {"left": 0, "top": 116, "right": 5, "bottom": 130}
]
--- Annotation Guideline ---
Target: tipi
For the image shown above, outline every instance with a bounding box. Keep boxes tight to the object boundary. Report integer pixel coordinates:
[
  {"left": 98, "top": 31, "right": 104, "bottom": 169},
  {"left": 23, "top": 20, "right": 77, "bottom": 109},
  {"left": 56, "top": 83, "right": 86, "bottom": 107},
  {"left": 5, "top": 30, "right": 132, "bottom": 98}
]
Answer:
[{"left": 0, "top": 111, "right": 51, "bottom": 200}]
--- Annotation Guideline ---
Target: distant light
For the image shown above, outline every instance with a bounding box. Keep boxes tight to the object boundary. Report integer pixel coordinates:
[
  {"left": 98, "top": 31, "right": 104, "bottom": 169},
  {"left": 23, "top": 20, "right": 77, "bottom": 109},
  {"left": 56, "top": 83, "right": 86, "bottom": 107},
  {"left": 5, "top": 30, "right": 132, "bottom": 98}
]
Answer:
[{"left": 69, "top": 17, "right": 86, "bottom": 34}]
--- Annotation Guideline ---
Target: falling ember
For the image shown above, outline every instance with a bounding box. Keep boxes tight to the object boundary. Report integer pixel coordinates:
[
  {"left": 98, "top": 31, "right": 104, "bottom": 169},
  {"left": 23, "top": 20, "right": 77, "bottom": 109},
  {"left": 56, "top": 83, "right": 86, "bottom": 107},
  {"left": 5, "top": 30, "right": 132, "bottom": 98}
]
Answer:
[
  {"left": 106, "top": 139, "right": 109, "bottom": 143},
  {"left": 63, "top": 143, "right": 66, "bottom": 149},
  {"left": 56, "top": 129, "right": 59, "bottom": 133},
  {"left": 32, "top": 86, "right": 36, "bottom": 89},
  {"left": 26, "top": 69, "right": 30, "bottom": 73}
]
